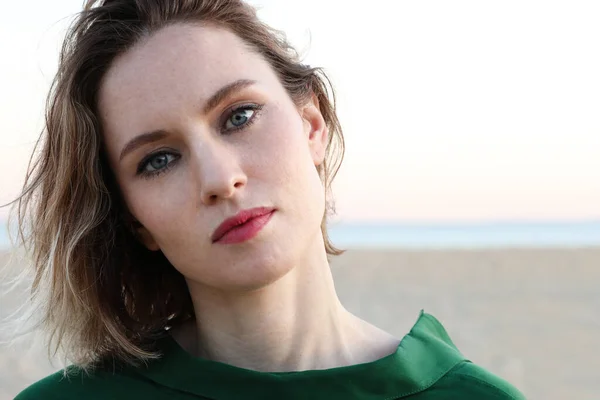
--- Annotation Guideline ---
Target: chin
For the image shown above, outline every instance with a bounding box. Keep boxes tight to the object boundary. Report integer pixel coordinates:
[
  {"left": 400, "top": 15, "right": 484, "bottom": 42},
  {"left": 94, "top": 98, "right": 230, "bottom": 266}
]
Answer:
[{"left": 223, "top": 245, "right": 296, "bottom": 292}]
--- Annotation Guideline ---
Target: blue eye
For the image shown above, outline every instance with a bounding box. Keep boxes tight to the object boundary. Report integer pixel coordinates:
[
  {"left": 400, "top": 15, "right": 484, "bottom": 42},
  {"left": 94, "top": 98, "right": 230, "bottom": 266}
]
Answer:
[
  {"left": 223, "top": 105, "right": 262, "bottom": 131},
  {"left": 148, "top": 154, "right": 171, "bottom": 170},
  {"left": 137, "top": 152, "right": 179, "bottom": 178}
]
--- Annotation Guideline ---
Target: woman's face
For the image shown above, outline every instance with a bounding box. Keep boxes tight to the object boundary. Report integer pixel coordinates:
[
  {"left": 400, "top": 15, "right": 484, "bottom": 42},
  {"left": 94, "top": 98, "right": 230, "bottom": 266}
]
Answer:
[{"left": 99, "top": 23, "right": 328, "bottom": 291}]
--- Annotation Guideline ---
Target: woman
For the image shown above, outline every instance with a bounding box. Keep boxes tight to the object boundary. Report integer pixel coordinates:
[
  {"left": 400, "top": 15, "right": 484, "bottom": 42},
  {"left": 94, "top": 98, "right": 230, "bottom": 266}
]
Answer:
[{"left": 13, "top": 0, "right": 525, "bottom": 399}]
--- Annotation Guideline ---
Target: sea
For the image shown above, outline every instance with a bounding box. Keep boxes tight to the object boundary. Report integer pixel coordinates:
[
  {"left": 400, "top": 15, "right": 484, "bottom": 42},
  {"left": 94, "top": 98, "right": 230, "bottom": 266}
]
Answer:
[
  {"left": 327, "top": 220, "right": 600, "bottom": 249},
  {"left": 1, "top": 219, "right": 599, "bottom": 250}
]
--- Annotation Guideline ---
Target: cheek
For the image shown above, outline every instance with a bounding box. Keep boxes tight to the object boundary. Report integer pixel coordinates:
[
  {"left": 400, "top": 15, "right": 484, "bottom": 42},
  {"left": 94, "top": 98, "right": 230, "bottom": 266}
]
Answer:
[
  {"left": 258, "top": 106, "right": 325, "bottom": 213},
  {"left": 255, "top": 105, "right": 313, "bottom": 179},
  {"left": 121, "top": 171, "right": 195, "bottom": 234}
]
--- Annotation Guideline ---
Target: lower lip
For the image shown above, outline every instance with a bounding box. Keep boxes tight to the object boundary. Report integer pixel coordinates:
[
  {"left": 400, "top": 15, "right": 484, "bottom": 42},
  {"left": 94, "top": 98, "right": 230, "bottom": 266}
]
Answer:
[{"left": 215, "top": 211, "right": 275, "bottom": 244}]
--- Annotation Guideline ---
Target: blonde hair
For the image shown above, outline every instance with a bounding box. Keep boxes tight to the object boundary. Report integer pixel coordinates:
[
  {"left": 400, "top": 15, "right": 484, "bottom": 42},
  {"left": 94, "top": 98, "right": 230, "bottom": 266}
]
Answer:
[{"left": 8, "top": 0, "right": 345, "bottom": 372}]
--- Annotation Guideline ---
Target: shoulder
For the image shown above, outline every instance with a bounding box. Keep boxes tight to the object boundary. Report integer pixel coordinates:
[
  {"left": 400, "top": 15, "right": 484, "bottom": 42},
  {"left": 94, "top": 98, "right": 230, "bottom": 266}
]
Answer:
[
  {"left": 13, "top": 363, "right": 165, "bottom": 400},
  {"left": 14, "top": 368, "right": 90, "bottom": 400},
  {"left": 432, "top": 360, "right": 527, "bottom": 399}
]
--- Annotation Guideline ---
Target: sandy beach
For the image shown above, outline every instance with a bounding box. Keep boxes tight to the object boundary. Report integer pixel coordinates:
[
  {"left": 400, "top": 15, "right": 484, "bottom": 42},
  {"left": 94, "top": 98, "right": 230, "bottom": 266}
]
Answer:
[{"left": 1, "top": 247, "right": 599, "bottom": 400}]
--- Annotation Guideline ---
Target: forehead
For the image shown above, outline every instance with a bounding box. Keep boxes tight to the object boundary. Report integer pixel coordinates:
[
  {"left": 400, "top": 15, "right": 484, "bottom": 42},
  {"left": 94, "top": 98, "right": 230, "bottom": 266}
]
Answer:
[
  {"left": 101, "top": 23, "right": 266, "bottom": 97},
  {"left": 98, "top": 23, "right": 277, "bottom": 140}
]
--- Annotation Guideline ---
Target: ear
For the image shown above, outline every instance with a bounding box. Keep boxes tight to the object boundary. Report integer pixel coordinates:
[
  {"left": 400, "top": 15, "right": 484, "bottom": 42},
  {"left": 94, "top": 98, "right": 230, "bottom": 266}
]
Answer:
[
  {"left": 301, "top": 94, "right": 328, "bottom": 167},
  {"left": 135, "top": 224, "right": 161, "bottom": 251},
  {"left": 127, "top": 216, "right": 160, "bottom": 251}
]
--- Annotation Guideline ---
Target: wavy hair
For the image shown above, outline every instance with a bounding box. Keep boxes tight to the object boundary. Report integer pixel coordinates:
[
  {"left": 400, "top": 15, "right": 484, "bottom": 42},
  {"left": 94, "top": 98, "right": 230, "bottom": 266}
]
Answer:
[{"left": 8, "top": 0, "right": 345, "bottom": 372}]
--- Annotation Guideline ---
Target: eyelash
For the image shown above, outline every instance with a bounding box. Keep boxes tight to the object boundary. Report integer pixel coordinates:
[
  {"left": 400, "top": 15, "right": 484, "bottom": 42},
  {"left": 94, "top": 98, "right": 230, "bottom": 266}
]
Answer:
[
  {"left": 136, "top": 103, "right": 264, "bottom": 179},
  {"left": 137, "top": 151, "right": 180, "bottom": 180},
  {"left": 222, "top": 103, "right": 263, "bottom": 133}
]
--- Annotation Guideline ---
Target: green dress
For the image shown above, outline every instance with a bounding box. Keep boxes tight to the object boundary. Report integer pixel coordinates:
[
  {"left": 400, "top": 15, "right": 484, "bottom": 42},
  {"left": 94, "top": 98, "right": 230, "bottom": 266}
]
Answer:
[{"left": 15, "top": 311, "right": 526, "bottom": 399}]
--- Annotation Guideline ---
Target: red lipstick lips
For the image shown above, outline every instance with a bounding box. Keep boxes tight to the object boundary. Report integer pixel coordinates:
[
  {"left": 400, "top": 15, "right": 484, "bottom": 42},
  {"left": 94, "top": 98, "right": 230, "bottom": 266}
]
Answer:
[{"left": 211, "top": 207, "right": 276, "bottom": 244}]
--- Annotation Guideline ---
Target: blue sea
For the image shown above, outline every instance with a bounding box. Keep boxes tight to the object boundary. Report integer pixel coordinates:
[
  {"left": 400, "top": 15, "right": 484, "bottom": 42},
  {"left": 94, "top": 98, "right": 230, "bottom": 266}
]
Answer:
[
  {"left": 1, "top": 219, "right": 599, "bottom": 250},
  {"left": 327, "top": 220, "right": 600, "bottom": 249}
]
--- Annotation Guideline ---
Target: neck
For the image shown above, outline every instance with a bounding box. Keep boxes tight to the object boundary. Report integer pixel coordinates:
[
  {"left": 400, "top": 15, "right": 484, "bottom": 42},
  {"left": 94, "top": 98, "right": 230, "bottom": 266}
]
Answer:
[{"left": 177, "top": 237, "right": 400, "bottom": 372}]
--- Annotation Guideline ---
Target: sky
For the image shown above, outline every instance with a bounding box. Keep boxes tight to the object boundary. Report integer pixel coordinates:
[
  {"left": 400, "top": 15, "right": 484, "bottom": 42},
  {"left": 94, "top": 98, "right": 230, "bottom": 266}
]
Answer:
[{"left": 0, "top": 0, "right": 599, "bottom": 223}]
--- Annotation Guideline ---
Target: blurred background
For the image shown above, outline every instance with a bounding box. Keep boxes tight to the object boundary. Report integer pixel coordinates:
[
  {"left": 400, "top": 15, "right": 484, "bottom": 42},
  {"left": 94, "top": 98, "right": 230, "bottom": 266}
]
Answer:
[{"left": 1, "top": 0, "right": 599, "bottom": 399}]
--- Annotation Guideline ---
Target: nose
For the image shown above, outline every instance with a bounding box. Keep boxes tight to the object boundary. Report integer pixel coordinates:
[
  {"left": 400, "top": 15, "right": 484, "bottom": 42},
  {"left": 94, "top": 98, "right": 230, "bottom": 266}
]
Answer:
[{"left": 193, "top": 141, "right": 247, "bottom": 205}]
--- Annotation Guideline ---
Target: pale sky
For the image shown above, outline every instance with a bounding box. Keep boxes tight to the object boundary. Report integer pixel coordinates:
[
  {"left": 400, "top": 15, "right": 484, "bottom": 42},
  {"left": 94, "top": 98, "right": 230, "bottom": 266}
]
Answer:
[{"left": 1, "top": 0, "right": 599, "bottom": 222}]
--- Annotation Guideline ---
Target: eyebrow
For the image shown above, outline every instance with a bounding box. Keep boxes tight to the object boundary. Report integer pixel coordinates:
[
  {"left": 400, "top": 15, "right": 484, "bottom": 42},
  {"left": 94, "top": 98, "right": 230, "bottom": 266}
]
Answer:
[
  {"left": 202, "top": 78, "right": 257, "bottom": 114},
  {"left": 118, "top": 79, "right": 257, "bottom": 162},
  {"left": 119, "top": 130, "right": 169, "bottom": 162}
]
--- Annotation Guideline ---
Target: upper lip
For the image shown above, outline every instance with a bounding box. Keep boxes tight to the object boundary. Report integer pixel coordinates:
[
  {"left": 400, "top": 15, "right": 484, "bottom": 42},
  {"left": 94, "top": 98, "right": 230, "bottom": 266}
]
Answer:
[{"left": 211, "top": 206, "right": 275, "bottom": 243}]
